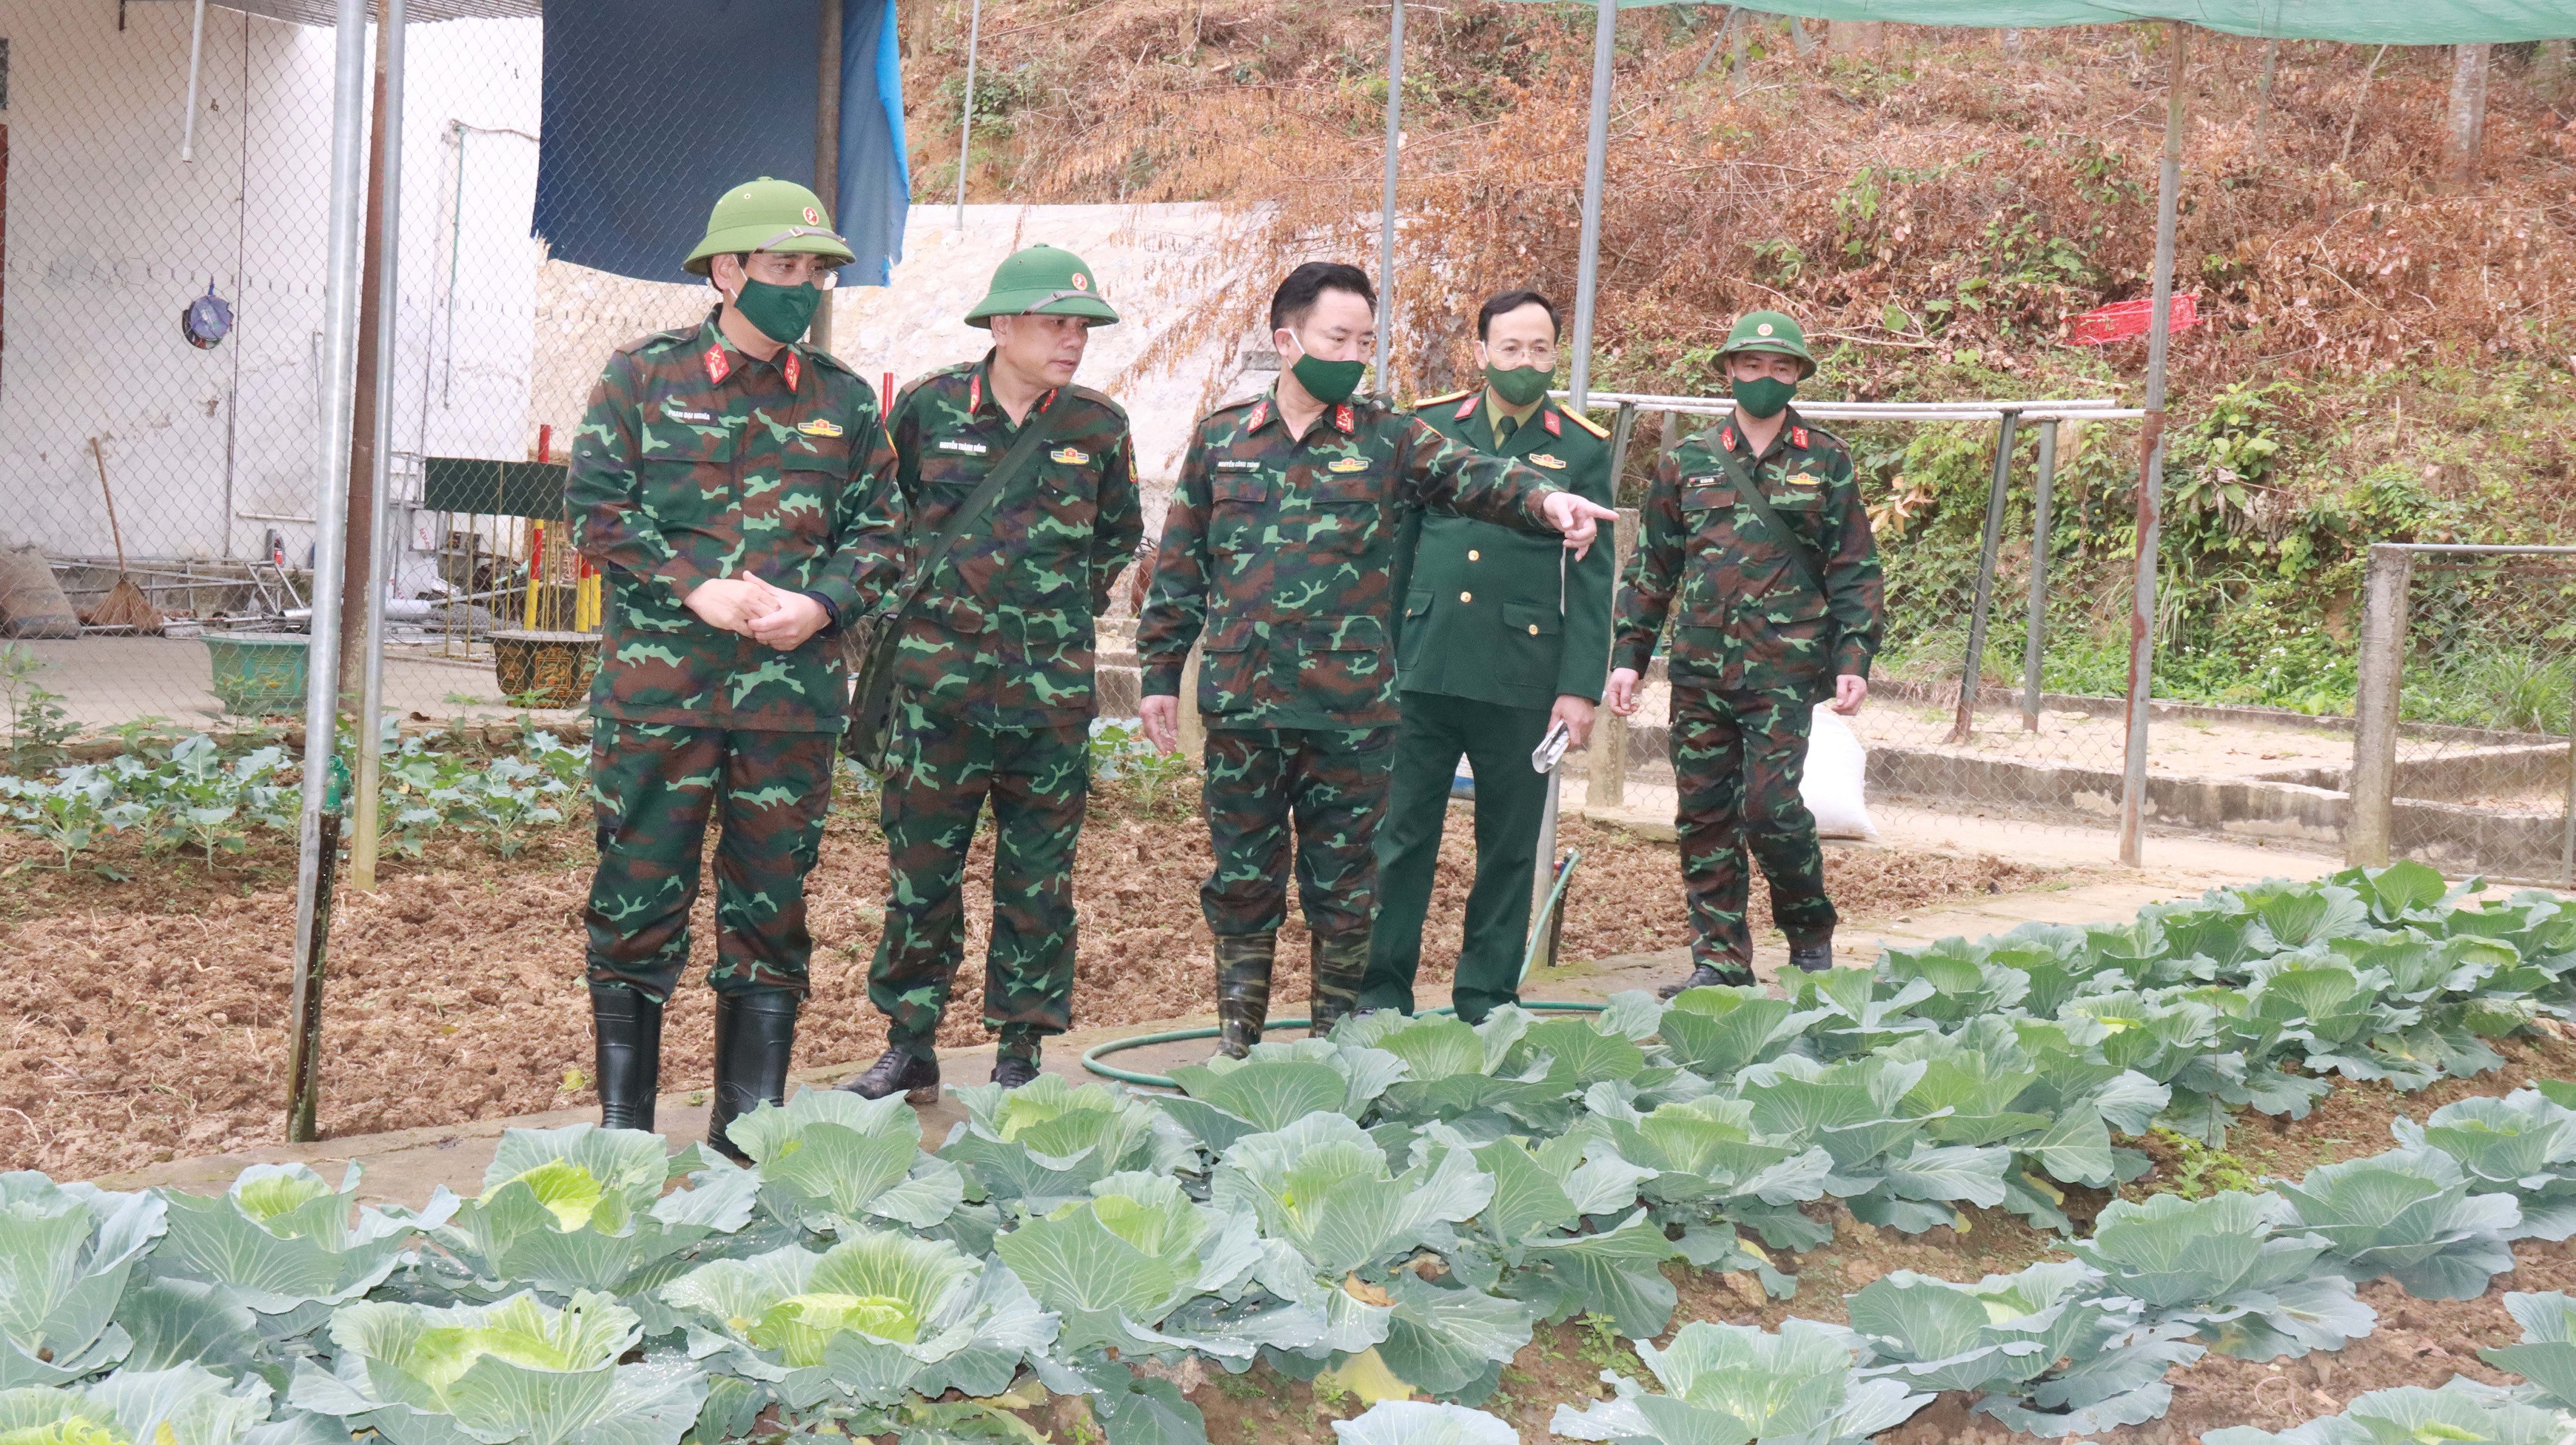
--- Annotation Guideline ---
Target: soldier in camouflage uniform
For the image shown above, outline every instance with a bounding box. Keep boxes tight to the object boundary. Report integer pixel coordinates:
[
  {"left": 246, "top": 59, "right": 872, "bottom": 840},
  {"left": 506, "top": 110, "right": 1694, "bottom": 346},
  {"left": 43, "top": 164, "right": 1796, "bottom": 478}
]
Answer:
[
  {"left": 568, "top": 178, "right": 902, "bottom": 1157},
  {"left": 1136, "top": 262, "right": 1617, "bottom": 1057},
  {"left": 841, "top": 246, "right": 1140, "bottom": 1102},
  {"left": 1605, "top": 311, "right": 1882, "bottom": 997}
]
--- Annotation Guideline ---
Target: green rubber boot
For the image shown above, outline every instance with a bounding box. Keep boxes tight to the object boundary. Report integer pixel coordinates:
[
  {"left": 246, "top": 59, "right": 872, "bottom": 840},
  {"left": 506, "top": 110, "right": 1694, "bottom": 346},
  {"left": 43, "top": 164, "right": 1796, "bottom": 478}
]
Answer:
[
  {"left": 1213, "top": 932, "right": 1277, "bottom": 1060},
  {"left": 1309, "top": 932, "right": 1368, "bottom": 1040}
]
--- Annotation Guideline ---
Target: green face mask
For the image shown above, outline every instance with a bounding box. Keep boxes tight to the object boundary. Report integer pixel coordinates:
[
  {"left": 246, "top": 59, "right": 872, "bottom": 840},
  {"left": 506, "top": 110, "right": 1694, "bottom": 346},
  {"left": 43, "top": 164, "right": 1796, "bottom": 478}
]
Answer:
[
  {"left": 1733, "top": 375, "right": 1797, "bottom": 420},
  {"left": 731, "top": 278, "right": 824, "bottom": 345},
  {"left": 1483, "top": 364, "right": 1554, "bottom": 407},
  {"left": 1290, "top": 352, "right": 1368, "bottom": 406}
]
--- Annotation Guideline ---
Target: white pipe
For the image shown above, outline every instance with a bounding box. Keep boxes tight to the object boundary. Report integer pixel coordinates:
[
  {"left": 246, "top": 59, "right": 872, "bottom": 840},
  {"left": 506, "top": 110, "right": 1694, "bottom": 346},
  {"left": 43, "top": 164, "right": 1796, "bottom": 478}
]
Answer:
[
  {"left": 181, "top": 0, "right": 208, "bottom": 161},
  {"left": 1374, "top": 0, "right": 1403, "bottom": 396},
  {"left": 354, "top": 0, "right": 405, "bottom": 891},
  {"left": 956, "top": 0, "right": 980, "bottom": 231},
  {"left": 285, "top": 0, "right": 372, "bottom": 1143},
  {"left": 1564, "top": 0, "right": 1617, "bottom": 409}
]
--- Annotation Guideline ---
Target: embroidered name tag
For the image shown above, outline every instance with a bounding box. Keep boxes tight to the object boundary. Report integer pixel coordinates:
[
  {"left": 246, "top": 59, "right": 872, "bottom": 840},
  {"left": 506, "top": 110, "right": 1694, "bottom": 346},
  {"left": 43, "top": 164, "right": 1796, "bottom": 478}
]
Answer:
[
  {"left": 663, "top": 405, "right": 715, "bottom": 423},
  {"left": 1050, "top": 446, "right": 1091, "bottom": 465},
  {"left": 1327, "top": 457, "right": 1369, "bottom": 473},
  {"left": 798, "top": 418, "right": 845, "bottom": 437},
  {"left": 1214, "top": 459, "right": 1263, "bottom": 472},
  {"left": 1683, "top": 475, "right": 1719, "bottom": 486},
  {"left": 936, "top": 437, "right": 990, "bottom": 455},
  {"left": 1532, "top": 454, "right": 1568, "bottom": 469}
]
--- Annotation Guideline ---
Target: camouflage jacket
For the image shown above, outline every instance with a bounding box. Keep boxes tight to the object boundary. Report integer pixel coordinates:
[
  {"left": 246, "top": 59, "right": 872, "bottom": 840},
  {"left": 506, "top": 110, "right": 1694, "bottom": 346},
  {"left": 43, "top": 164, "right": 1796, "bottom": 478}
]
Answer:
[
  {"left": 1137, "top": 389, "right": 1569, "bottom": 730},
  {"left": 1614, "top": 406, "right": 1883, "bottom": 696},
  {"left": 568, "top": 309, "right": 903, "bottom": 734},
  {"left": 886, "top": 355, "right": 1142, "bottom": 728},
  {"left": 1400, "top": 390, "right": 1617, "bottom": 711}
]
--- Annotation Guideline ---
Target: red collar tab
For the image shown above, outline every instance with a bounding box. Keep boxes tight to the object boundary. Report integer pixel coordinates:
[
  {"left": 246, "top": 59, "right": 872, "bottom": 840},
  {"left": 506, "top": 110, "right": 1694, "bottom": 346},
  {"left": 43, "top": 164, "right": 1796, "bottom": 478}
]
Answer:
[
  {"left": 1790, "top": 424, "right": 1809, "bottom": 449},
  {"left": 1720, "top": 424, "right": 1737, "bottom": 451},
  {"left": 702, "top": 343, "right": 731, "bottom": 386},
  {"left": 782, "top": 350, "right": 802, "bottom": 393},
  {"left": 1454, "top": 395, "right": 1478, "bottom": 421},
  {"left": 1246, "top": 400, "right": 1269, "bottom": 433},
  {"left": 1543, "top": 409, "right": 1562, "bottom": 437},
  {"left": 970, "top": 372, "right": 982, "bottom": 415},
  {"left": 1332, "top": 403, "right": 1355, "bottom": 434}
]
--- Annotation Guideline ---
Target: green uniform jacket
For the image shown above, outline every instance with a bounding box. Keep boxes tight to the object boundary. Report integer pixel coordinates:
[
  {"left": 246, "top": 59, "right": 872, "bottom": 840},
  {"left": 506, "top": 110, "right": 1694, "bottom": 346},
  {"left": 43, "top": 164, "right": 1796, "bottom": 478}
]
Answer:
[
  {"left": 1399, "top": 391, "right": 1617, "bottom": 710},
  {"left": 886, "top": 355, "right": 1143, "bottom": 728},
  {"left": 1614, "top": 406, "right": 1883, "bottom": 697},
  {"left": 568, "top": 309, "right": 904, "bottom": 734},
  {"left": 1136, "top": 389, "right": 1569, "bottom": 731}
]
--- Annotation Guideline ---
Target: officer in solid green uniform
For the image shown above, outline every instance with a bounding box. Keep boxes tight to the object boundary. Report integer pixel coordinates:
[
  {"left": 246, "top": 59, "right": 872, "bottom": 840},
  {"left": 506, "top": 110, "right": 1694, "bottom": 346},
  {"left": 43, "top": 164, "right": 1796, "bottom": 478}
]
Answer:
[{"left": 1359, "top": 290, "right": 1616, "bottom": 1024}]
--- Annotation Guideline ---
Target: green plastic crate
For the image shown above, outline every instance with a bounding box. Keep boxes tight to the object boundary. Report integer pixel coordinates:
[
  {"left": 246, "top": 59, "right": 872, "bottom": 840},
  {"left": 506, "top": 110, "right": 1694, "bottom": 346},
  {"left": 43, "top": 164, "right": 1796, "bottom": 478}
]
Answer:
[{"left": 204, "top": 633, "right": 310, "bottom": 716}]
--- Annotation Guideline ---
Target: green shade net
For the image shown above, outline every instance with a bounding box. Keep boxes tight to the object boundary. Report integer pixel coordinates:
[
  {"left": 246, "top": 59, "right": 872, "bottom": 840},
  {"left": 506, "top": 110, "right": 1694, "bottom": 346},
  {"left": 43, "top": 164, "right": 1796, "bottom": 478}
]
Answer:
[
  {"left": 1497, "top": 0, "right": 2569, "bottom": 44},
  {"left": 421, "top": 459, "right": 571, "bottom": 520}
]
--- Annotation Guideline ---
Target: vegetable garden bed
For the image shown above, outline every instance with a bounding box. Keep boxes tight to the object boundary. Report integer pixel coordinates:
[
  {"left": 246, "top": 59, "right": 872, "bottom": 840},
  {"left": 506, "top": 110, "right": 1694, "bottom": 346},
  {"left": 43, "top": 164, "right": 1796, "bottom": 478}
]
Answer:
[{"left": 8, "top": 859, "right": 2576, "bottom": 1445}]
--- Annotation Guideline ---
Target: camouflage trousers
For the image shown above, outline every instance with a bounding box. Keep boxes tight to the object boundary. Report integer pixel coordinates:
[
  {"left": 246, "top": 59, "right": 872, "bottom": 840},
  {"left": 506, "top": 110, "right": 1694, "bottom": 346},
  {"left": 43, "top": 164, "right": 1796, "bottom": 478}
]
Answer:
[
  {"left": 1669, "top": 680, "right": 1836, "bottom": 977},
  {"left": 868, "top": 702, "right": 1089, "bottom": 1061},
  {"left": 1200, "top": 725, "right": 1395, "bottom": 942},
  {"left": 585, "top": 720, "right": 836, "bottom": 1002}
]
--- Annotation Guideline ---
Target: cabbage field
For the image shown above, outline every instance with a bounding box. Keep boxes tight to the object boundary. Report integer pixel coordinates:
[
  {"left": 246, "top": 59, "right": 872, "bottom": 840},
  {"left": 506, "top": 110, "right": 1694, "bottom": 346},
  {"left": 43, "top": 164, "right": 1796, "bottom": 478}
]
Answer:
[{"left": 10, "top": 861, "right": 2576, "bottom": 1445}]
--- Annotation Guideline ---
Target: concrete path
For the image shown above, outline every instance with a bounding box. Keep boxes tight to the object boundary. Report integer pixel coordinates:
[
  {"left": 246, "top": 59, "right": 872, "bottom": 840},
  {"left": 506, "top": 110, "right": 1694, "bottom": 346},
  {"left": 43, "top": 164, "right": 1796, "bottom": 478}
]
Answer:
[{"left": 94, "top": 814, "right": 2351, "bottom": 1207}]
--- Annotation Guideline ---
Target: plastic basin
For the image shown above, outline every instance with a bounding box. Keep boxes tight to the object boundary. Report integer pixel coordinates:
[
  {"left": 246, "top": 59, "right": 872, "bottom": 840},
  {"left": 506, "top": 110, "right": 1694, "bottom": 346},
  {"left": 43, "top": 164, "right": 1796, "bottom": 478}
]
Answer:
[{"left": 203, "top": 633, "right": 310, "bottom": 715}]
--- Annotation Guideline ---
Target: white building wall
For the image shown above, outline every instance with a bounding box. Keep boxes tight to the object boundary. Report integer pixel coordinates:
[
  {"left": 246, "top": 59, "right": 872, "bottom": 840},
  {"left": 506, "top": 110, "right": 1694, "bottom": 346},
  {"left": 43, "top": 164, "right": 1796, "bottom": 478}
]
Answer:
[{"left": 0, "top": 4, "right": 540, "bottom": 564}]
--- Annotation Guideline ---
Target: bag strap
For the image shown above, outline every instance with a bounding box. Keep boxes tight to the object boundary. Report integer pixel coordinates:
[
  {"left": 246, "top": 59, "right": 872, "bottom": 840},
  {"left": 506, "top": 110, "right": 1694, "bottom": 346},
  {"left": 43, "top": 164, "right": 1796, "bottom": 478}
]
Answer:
[
  {"left": 1705, "top": 429, "right": 1827, "bottom": 598},
  {"left": 882, "top": 385, "right": 1067, "bottom": 624}
]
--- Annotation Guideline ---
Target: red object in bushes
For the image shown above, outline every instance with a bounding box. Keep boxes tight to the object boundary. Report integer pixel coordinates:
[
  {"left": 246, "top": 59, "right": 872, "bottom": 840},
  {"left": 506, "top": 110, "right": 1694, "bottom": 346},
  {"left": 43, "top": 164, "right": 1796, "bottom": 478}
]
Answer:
[{"left": 2067, "top": 293, "right": 2200, "bottom": 345}]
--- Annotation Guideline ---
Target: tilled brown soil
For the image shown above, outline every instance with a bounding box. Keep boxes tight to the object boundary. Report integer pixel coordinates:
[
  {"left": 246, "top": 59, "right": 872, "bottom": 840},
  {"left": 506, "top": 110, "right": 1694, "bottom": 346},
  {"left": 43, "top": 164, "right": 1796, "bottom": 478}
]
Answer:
[{"left": 0, "top": 775, "right": 2069, "bottom": 1180}]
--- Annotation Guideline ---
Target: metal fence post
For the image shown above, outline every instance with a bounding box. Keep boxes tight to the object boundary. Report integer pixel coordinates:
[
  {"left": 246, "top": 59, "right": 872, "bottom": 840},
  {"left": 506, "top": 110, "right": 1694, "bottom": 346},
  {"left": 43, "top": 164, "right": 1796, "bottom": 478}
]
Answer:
[
  {"left": 2347, "top": 543, "right": 2415, "bottom": 869},
  {"left": 1948, "top": 408, "right": 2021, "bottom": 744},
  {"left": 1374, "top": 0, "right": 1403, "bottom": 398},
  {"left": 2020, "top": 419, "right": 2058, "bottom": 732}
]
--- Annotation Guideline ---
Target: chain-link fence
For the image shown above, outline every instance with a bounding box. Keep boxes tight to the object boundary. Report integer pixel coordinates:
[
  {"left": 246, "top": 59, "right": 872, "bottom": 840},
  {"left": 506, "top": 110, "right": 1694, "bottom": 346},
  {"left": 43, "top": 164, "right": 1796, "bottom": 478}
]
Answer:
[{"left": 2350, "top": 544, "right": 2575, "bottom": 885}]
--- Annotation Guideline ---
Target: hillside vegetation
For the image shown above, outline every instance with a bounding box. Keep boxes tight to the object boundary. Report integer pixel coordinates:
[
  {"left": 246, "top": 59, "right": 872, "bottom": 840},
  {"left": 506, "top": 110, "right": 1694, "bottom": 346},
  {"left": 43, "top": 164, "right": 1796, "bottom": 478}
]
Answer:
[{"left": 895, "top": 7, "right": 2576, "bottom": 718}]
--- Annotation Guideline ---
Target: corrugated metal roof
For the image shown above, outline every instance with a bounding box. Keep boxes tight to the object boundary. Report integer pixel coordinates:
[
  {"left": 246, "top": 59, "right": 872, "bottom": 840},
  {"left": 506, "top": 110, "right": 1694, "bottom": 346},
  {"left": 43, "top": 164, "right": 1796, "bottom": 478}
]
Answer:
[{"left": 134, "top": 0, "right": 540, "bottom": 26}]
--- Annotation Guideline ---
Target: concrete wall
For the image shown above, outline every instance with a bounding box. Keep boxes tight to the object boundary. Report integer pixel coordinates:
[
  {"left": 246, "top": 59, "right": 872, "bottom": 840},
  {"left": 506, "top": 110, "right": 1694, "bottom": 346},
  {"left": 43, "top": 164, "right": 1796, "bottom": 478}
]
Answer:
[{"left": 0, "top": 6, "right": 541, "bottom": 563}]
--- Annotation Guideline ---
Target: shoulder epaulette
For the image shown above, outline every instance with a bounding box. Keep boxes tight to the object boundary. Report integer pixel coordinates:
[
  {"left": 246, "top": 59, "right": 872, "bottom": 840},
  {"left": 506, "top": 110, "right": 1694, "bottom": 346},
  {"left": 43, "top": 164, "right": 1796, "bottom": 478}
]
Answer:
[
  {"left": 1205, "top": 395, "right": 1261, "bottom": 422},
  {"left": 1412, "top": 389, "right": 1473, "bottom": 410},
  {"left": 1561, "top": 407, "right": 1611, "bottom": 439},
  {"left": 1068, "top": 383, "right": 1131, "bottom": 418},
  {"left": 1796, "top": 419, "right": 1847, "bottom": 452},
  {"left": 617, "top": 324, "right": 697, "bottom": 356},
  {"left": 802, "top": 346, "right": 859, "bottom": 377}
]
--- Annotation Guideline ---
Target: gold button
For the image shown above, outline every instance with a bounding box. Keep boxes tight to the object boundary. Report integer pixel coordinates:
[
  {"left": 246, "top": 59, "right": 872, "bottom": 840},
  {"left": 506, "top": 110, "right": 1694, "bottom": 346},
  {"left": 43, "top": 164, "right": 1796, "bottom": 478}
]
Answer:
[
  {"left": 1528, "top": 624, "right": 1540, "bottom": 636},
  {"left": 1467, "top": 549, "right": 1480, "bottom": 561},
  {"left": 1460, "top": 591, "right": 1473, "bottom": 603}
]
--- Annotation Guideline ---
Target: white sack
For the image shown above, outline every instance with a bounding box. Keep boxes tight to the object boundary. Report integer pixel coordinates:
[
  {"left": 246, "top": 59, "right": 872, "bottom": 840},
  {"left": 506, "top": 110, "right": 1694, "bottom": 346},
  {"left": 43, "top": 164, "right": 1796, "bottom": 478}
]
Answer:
[{"left": 1802, "top": 705, "right": 1879, "bottom": 842}]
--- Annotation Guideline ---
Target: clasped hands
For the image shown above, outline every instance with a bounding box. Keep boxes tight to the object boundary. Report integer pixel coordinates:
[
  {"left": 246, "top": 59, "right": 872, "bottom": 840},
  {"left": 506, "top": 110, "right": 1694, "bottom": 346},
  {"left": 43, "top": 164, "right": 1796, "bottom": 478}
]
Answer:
[{"left": 684, "top": 575, "right": 831, "bottom": 651}]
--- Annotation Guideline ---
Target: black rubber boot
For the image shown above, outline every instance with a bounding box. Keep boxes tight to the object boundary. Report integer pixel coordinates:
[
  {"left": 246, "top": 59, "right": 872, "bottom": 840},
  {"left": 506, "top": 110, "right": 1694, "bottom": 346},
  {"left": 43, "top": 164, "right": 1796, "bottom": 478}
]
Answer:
[
  {"left": 1657, "top": 961, "right": 1755, "bottom": 1000},
  {"left": 1214, "top": 932, "right": 1278, "bottom": 1060},
  {"left": 992, "top": 1054, "right": 1040, "bottom": 1089},
  {"left": 707, "top": 990, "right": 799, "bottom": 1164},
  {"left": 1308, "top": 932, "right": 1368, "bottom": 1039},
  {"left": 589, "top": 983, "right": 663, "bottom": 1133},
  {"left": 841, "top": 1045, "right": 942, "bottom": 1103},
  {"left": 1788, "top": 939, "right": 1834, "bottom": 973}
]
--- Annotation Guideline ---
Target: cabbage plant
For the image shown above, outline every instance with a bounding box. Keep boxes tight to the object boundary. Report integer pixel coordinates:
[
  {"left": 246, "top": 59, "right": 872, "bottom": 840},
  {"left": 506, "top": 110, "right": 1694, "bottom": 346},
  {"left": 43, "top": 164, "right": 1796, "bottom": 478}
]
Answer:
[
  {"left": 1344, "top": 1011, "right": 1567, "bottom": 1133},
  {"left": 709, "top": 1091, "right": 971, "bottom": 1240},
  {"left": 1732, "top": 1053, "right": 2012, "bottom": 1236},
  {"left": 660, "top": 1229, "right": 1053, "bottom": 1413},
  {"left": 2271, "top": 1147, "right": 2519, "bottom": 1299},
  {"left": 1330, "top": 1399, "right": 1517, "bottom": 1445},
  {"left": 2478, "top": 1290, "right": 2576, "bottom": 1411},
  {"left": 1158, "top": 1039, "right": 1407, "bottom": 1156},
  {"left": 286, "top": 1290, "right": 702, "bottom": 1445},
  {"left": 0, "top": 1364, "right": 273, "bottom": 1445},
  {"left": 1552, "top": 1318, "right": 1929, "bottom": 1445},
  {"left": 1210, "top": 1112, "right": 1492, "bottom": 1281},
  {"left": 435, "top": 1125, "right": 755, "bottom": 1310},
  {"left": 2204, "top": 1381, "right": 2569, "bottom": 1445},
  {"left": 0, "top": 1176, "right": 164, "bottom": 1387},
  {"left": 151, "top": 1164, "right": 453, "bottom": 1319},
  {"left": 2398, "top": 1089, "right": 2576, "bottom": 1239},
  {"left": 939, "top": 1075, "right": 1181, "bottom": 1213},
  {"left": 2064, "top": 1190, "right": 2369, "bottom": 1360}
]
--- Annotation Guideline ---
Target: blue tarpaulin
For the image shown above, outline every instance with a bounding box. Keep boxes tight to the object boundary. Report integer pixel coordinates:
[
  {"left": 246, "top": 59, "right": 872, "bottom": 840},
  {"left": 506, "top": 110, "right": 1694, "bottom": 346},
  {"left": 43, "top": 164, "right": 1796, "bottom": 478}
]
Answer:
[{"left": 534, "top": 0, "right": 909, "bottom": 286}]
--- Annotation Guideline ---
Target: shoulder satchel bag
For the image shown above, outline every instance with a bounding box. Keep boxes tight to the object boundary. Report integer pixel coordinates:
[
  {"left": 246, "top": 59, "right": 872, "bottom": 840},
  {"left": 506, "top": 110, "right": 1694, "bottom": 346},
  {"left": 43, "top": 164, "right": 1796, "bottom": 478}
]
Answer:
[{"left": 839, "top": 388, "right": 1068, "bottom": 771}]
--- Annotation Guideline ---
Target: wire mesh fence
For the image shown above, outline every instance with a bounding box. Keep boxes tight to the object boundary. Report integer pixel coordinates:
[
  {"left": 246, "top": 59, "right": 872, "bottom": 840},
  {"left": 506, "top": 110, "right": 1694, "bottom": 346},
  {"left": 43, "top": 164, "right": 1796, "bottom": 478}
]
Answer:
[{"left": 2361, "top": 548, "right": 2576, "bottom": 885}]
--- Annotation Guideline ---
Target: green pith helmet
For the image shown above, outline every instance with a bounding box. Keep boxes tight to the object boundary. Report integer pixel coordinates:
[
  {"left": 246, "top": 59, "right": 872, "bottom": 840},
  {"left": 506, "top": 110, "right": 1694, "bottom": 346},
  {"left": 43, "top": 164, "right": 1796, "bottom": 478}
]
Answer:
[
  {"left": 965, "top": 244, "right": 1121, "bottom": 329},
  {"left": 1716, "top": 310, "right": 1817, "bottom": 377},
  {"left": 682, "top": 177, "right": 856, "bottom": 278}
]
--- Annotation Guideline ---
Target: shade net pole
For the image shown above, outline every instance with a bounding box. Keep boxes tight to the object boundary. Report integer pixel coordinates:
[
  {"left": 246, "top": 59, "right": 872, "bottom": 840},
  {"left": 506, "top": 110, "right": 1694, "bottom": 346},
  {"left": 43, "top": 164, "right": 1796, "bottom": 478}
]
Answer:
[
  {"left": 1375, "top": 0, "right": 1403, "bottom": 397},
  {"left": 2118, "top": 21, "right": 2186, "bottom": 868}
]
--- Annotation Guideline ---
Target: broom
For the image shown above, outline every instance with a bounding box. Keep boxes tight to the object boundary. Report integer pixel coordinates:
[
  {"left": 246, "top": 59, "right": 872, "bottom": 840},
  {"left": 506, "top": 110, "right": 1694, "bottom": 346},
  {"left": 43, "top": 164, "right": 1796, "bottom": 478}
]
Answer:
[{"left": 84, "top": 437, "right": 161, "bottom": 634}]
